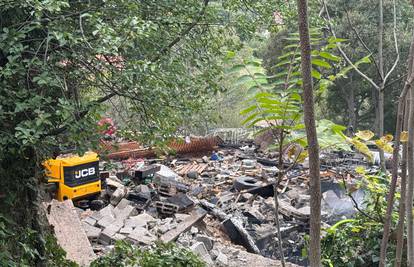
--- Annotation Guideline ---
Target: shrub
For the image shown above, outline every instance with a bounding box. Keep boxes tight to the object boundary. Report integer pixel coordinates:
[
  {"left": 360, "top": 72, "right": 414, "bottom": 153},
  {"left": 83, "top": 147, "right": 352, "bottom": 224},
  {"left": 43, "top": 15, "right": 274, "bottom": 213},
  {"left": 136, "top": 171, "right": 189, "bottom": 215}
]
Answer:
[{"left": 91, "top": 241, "right": 206, "bottom": 267}]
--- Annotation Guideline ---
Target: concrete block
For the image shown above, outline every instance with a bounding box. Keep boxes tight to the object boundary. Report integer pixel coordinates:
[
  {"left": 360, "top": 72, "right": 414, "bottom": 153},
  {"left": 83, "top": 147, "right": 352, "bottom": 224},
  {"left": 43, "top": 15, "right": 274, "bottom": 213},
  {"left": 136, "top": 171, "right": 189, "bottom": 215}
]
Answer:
[
  {"left": 195, "top": 234, "right": 214, "bottom": 251},
  {"left": 98, "top": 231, "right": 113, "bottom": 245},
  {"left": 113, "top": 233, "right": 127, "bottom": 241},
  {"left": 97, "top": 214, "right": 116, "bottom": 229},
  {"left": 136, "top": 184, "right": 150, "bottom": 194},
  {"left": 107, "top": 176, "right": 124, "bottom": 189},
  {"left": 114, "top": 202, "right": 135, "bottom": 222},
  {"left": 128, "top": 227, "right": 156, "bottom": 245},
  {"left": 83, "top": 216, "right": 97, "bottom": 226},
  {"left": 190, "top": 242, "right": 213, "bottom": 265},
  {"left": 216, "top": 252, "right": 228, "bottom": 266},
  {"left": 120, "top": 227, "right": 133, "bottom": 235},
  {"left": 110, "top": 188, "right": 126, "bottom": 206},
  {"left": 99, "top": 205, "right": 114, "bottom": 217},
  {"left": 175, "top": 213, "right": 190, "bottom": 222},
  {"left": 82, "top": 222, "right": 101, "bottom": 240},
  {"left": 90, "top": 211, "right": 103, "bottom": 221},
  {"left": 98, "top": 224, "right": 122, "bottom": 245},
  {"left": 115, "top": 198, "right": 133, "bottom": 210},
  {"left": 190, "top": 226, "right": 198, "bottom": 235},
  {"left": 124, "top": 213, "right": 155, "bottom": 228}
]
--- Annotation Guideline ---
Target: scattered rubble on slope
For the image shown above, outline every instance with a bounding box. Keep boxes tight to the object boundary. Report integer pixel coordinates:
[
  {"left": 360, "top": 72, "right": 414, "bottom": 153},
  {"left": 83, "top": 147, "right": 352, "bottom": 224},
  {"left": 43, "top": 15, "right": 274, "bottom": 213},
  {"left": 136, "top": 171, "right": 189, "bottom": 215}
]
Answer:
[{"left": 51, "top": 132, "right": 375, "bottom": 266}]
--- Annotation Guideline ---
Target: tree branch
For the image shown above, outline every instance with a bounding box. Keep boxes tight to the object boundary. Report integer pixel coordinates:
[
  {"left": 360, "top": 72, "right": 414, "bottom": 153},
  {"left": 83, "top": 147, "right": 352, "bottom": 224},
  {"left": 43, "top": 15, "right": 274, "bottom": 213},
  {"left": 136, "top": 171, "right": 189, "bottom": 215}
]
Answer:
[
  {"left": 344, "top": 10, "right": 382, "bottom": 78},
  {"left": 152, "top": 0, "right": 210, "bottom": 62},
  {"left": 382, "top": 0, "right": 399, "bottom": 86},
  {"left": 322, "top": 0, "right": 380, "bottom": 90}
]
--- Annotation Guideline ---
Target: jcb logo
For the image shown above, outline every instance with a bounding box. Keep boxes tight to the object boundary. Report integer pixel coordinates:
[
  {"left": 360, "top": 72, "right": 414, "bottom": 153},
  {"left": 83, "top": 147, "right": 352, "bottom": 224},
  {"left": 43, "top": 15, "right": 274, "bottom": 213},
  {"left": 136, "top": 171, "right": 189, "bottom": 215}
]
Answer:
[{"left": 75, "top": 168, "right": 96, "bottom": 179}]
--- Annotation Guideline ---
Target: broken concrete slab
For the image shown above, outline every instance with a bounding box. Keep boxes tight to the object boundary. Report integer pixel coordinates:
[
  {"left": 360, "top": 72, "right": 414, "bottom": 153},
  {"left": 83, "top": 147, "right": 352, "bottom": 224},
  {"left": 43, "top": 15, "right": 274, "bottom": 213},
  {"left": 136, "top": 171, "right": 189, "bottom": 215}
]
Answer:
[
  {"left": 190, "top": 242, "right": 213, "bottom": 265},
  {"left": 216, "top": 252, "right": 228, "bottom": 266},
  {"left": 160, "top": 208, "right": 207, "bottom": 243},
  {"left": 124, "top": 212, "right": 155, "bottom": 228},
  {"left": 45, "top": 200, "right": 96, "bottom": 266},
  {"left": 113, "top": 200, "right": 136, "bottom": 222},
  {"left": 113, "top": 233, "right": 127, "bottom": 241},
  {"left": 214, "top": 244, "right": 299, "bottom": 267},
  {"left": 195, "top": 234, "right": 214, "bottom": 251},
  {"left": 175, "top": 213, "right": 191, "bottom": 222},
  {"left": 89, "top": 211, "right": 104, "bottom": 222},
  {"left": 97, "top": 214, "right": 116, "bottom": 229},
  {"left": 82, "top": 222, "right": 102, "bottom": 241},
  {"left": 166, "top": 193, "right": 195, "bottom": 212},
  {"left": 128, "top": 227, "right": 157, "bottom": 245},
  {"left": 222, "top": 218, "right": 260, "bottom": 254},
  {"left": 106, "top": 176, "right": 125, "bottom": 189},
  {"left": 82, "top": 216, "right": 97, "bottom": 226},
  {"left": 99, "top": 205, "right": 115, "bottom": 217},
  {"left": 114, "top": 198, "right": 133, "bottom": 210},
  {"left": 120, "top": 227, "right": 133, "bottom": 235},
  {"left": 99, "top": 223, "right": 123, "bottom": 245},
  {"left": 155, "top": 164, "right": 178, "bottom": 180}
]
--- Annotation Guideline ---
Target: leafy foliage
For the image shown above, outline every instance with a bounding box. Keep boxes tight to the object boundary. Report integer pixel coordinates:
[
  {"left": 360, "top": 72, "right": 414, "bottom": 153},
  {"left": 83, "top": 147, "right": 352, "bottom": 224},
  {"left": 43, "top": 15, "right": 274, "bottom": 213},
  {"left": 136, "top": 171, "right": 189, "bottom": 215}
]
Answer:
[
  {"left": 322, "top": 0, "right": 413, "bottom": 132},
  {"left": 0, "top": 1, "right": 274, "bottom": 265},
  {"left": 0, "top": 214, "right": 76, "bottom": 267},
  {"left": 321, "top": 168, "right": 398, "bottom": 266},
  {"left": 91, "top": 241, "right": 205, "bottom": 267},
  {"left": 232, "top": 30, "right": 350, "bottom": 161},
  {"left": 346, "top": 130, "right": 396, "bottom": 163}
]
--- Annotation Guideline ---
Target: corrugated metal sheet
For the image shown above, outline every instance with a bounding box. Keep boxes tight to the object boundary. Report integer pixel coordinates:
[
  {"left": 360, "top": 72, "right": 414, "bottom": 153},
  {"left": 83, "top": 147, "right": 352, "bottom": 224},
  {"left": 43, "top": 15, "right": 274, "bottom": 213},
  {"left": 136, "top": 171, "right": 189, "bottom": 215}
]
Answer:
[{"left": 100, "top": 136, "right": 222, "bottom": 160}]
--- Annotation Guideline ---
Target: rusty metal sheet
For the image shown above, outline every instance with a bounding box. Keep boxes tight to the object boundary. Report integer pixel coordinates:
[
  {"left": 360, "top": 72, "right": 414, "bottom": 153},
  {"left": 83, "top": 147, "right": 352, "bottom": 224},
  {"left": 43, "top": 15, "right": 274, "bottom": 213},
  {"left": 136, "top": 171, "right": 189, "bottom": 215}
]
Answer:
[{"left": 100, "top": 136, "right": 222, "bottom": 160}]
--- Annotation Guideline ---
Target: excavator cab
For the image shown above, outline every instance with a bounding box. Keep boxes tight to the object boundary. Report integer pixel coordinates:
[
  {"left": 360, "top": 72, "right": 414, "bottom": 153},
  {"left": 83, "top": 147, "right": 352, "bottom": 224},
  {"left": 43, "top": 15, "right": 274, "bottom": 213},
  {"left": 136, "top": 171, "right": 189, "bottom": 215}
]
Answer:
[{"left": 43, "top": 152, "right": 101, "bottom": 201}]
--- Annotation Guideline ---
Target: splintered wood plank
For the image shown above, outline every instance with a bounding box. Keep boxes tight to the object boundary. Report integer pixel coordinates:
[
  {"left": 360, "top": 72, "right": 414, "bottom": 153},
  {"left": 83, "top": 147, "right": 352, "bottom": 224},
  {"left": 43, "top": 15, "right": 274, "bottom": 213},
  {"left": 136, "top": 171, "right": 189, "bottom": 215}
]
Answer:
[
  {"left": 160, "top": 208, "right": 207, "bottom": 243},
  {"left": 45, "top": 200, "right": 96, "bottom": 266}
]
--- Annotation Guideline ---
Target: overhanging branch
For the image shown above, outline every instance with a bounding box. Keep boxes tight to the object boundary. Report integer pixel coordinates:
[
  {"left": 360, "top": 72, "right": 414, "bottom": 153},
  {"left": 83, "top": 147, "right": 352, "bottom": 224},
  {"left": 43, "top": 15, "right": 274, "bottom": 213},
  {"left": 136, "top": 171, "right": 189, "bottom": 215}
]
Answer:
[{"left": 321, "top": 0, "right": 380, "bottom": 90}]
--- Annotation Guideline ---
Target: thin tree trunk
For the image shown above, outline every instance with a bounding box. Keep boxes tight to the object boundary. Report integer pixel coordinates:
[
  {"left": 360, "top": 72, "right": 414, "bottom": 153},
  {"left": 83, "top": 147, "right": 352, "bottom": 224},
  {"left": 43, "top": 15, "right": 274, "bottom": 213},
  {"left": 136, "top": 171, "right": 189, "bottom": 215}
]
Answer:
[
  {"left": 378, "top": 86, "right": 386, "bottom": 171},
  {"left": 395, "top": 31, "right": 414, "bottom": 266},
  {"left": 347, "top": 86, "right": 357, "bottom": 132},
  {"left": 297, "top": 1, "right": 321, "bottom": 266},
  {"left": 407, "top": 86, "right": 414, "bottom": 266},
  {"left": 382, "top": 24, "right": 414, "bottom": 265},
  {"left": 378, "top": 0, "right": 386, "bottom": 170},
  {"left": 273, "top": 187, "right": 285, "bottom": 267},
  {"left": 274, "top": 131, "right": 286, "bottom": 267},
  {"left": 379, "top": 81, "right": 409, "bottom": 267},
  {"left": 395, "top": 95, "right": 409, "bottom": 267},
  {"left": 373, "top": 88, "right": 380, "bottom": 133}
]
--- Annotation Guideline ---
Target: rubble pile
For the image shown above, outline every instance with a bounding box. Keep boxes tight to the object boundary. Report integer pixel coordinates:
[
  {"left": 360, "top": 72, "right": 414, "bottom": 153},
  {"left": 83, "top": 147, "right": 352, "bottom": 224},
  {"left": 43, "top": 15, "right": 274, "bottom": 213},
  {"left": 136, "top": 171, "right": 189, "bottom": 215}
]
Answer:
[{"left": 73, "top": 139, "right": 368, "bottom": 266}]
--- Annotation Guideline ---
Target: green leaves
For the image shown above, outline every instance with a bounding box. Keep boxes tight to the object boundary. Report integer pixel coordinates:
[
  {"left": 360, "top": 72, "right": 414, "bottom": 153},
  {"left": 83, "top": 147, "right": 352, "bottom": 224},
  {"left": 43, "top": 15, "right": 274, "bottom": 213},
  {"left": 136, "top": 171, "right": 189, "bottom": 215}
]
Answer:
[
  {"left": 319, "top": 51, "right": 341, "bottom": 62},
  {"left": 91, "top": 241, "right": 206, "bottom": 267},
  {"left": 311, "top": 58, "right": 332, "bottom": 69},
  {"left": 227, "top": 64, "right": 245, "bottom": 74},
  {"left": 230, "top": 28, "right": 348, "bottom": 158}
]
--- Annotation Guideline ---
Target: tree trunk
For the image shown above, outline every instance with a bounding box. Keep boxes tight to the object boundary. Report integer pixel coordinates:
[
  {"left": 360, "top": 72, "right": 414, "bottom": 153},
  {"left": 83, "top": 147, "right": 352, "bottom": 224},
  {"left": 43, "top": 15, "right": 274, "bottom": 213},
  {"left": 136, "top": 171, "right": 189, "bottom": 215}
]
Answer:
[
  {"left": 378, "top": 0, "right": 386, "bottom": 170},
  {"left": 373, "top": 88, "right": 380, "bottom": 134},
  {"left": 347, "top": 86, "right": 357, "bottom": 132},
  {"left": 395, "top": 95, "right": 410, "bottom": 267},
  {"left": 339, "top": 81, "right": 357, "bottom": 133},
  {"left": 273, "top": 131, "right": 286, "bottom": 267},
  {"left": 395, "top": 30, "right": 414, "bottom": 266},
  {"left": 297, "top": 1, "right": 321, "bottom": 266},
  {"left": 378, "top": 86, "right": 386, "bottom": 171},
  {"left": 407, "top": 87, "right": 414, "bottom": 266},
  {"left": 379, "top": 82, "right": 408, "bottom": 267}
]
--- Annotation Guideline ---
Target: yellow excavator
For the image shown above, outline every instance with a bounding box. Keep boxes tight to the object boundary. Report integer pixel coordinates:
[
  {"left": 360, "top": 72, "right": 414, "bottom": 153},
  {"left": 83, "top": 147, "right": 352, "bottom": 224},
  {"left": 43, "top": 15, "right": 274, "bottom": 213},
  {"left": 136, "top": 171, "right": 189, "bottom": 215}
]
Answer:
[{"left": 43, "top": 152, "right": 102, "bottom": 201}]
